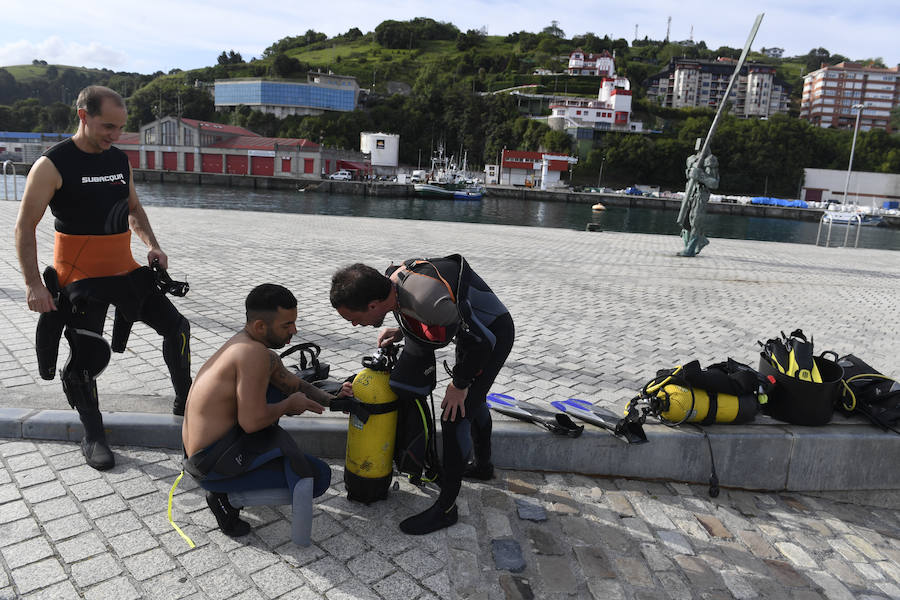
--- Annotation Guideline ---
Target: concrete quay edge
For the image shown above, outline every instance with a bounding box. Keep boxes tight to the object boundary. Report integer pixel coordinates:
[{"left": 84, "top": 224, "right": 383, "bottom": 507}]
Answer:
[{"left": 2, "top": 406, "right": 896, "bottom": 493}]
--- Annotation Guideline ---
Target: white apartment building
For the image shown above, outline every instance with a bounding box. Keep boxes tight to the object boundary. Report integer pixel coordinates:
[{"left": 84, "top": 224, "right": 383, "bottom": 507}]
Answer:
[
  {"left": 645, "top": 58, "right": 791, "bottom": 118},
  {"left": 800, "top": 62, "right": 899, "bottom": 132}
]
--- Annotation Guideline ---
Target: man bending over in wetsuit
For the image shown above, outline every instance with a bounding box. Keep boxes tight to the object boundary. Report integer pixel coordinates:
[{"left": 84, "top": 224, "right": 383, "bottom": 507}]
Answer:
[
  {"left": 331, "top": 256, "right": 514, "bottom": 535},
  {"left": 183, "top": 284, "right": 350, "bottom": 539},
  {"left": 15, "top": 85, "right": 192, "bottom": 471}
]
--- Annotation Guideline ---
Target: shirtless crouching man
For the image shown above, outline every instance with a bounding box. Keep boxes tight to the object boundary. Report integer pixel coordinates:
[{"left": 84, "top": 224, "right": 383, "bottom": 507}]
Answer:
[{"left": 183, "top": 284, "right": 350, "bottom": 542}]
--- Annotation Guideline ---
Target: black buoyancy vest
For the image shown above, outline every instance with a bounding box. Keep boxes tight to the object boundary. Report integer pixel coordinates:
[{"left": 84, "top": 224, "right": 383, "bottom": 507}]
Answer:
[
  {"left": 44, "top": 138, "right": 131, "bottom": 235},
  {"left": 392, "top": 255, "right": 508, "bottom": 349}
]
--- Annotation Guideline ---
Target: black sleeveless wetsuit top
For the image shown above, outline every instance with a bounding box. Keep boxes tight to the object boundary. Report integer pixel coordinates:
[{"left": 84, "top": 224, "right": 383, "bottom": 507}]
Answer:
[{"left": 44, "top": 139, "right": 131, "bottom": 235}]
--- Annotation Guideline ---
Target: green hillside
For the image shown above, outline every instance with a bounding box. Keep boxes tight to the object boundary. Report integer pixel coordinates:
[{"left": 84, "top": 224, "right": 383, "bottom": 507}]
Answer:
[{"left": 3, "top": 20, "right": 898, "bottom": 194}]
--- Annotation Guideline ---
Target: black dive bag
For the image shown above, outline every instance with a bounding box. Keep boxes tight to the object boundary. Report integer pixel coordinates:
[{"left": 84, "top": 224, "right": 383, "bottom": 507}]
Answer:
[{"left": 836, "top": 355, "right": 900, "bottom": 432}]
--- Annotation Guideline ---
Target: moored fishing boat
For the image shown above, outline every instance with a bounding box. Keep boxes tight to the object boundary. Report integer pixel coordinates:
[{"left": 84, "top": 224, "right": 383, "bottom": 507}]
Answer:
[{"left": 412, "top": 145, "right": 485, "bottom": 200}]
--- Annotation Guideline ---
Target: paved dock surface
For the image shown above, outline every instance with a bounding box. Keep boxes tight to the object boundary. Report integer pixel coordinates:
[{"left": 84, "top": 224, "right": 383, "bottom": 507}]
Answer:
[{"left": 2, "top": 201, "right": 900, "bottom": 599}]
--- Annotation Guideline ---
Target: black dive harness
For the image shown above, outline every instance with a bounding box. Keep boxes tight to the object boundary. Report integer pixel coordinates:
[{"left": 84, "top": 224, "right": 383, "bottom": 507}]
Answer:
[
  {"left": 327, "top": 345, "right": 401, "bottom": 424},
  {"left": 36, "top": 259, "right": 190, "bottom": 380}
]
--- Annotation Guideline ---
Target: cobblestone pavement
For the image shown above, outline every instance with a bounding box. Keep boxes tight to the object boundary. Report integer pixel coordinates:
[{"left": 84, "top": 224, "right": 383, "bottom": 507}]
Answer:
[
  {"left": 4, "top": 437, "right": 900, "bottom": 599},
  {"left": 1, "top": 202, "right": 898, "bottom": 414}
]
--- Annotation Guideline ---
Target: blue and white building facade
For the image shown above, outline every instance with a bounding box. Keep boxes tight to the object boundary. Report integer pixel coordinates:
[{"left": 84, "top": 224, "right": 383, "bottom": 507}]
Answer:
[
  {"left": 0, "top": 132, "right": 72, "bottom": 163},
  {"left": 214, "top": 73, "right": 360, "bottom": 117}
]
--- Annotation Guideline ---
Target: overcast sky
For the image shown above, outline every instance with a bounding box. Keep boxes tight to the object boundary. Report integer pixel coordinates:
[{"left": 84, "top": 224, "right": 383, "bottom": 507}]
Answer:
[{"left": 2, "top": 1, "right": 898, "bottom": 74}]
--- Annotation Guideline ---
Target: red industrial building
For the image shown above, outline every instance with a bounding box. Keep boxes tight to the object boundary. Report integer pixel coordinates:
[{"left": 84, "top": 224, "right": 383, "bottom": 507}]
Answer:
[
  {"left": 496, "top": 150, "right": 575, "bottom": 188},
  {"left": 115, "top": 116, "right": 370, "bottom": 178}
]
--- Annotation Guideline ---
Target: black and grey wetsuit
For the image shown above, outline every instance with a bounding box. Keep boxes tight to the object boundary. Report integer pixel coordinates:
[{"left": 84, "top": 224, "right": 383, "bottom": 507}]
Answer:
[{"left": 387, "top": 255, "right": 515, "bottom": 510}]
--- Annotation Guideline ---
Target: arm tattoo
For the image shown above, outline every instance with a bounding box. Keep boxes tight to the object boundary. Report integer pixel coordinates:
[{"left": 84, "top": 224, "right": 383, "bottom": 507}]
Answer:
[{"left": 269, "top": 352, "right": 300, "bottom": 395}]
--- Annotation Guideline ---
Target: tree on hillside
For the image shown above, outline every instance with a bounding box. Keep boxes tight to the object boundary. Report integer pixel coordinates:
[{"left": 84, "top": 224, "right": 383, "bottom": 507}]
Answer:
[
  {"left": 0, "top": 69, "right": 19, "bottom": 105},
  {"left": 37, "top": 102, "right": 75, "bottom": 132},
  {"left": 374, "top": 18, "right": 459, "bottom": 49},
  {"left": 541, "top": 21, "right": 565, "bottom": 39},
  {"left": 803, "top": 47, "right": 832, "bottom": 72},
  {"left": 344, "top": 27, "right": 363, "bottom": 41},
  {"left": 271, "top": 53, "right": 304, "bottom": 78},
  {"left": 217, "top": 50, "right": 243, "bottom": 65},
  {"left": 126, "top": 79, "right": 214, "bottom": 129},
  {"left": 456, "top": 29, "right": 485, "bottom": 51},
  {"left": 862, "top": 57, "right": 887, "bottom": 68}
]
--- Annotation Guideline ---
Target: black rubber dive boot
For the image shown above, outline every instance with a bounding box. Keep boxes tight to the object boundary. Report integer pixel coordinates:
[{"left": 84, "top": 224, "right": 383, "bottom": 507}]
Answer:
[
  {"left": 462, "top": 461, "right": 495, "bottom": 481},
  {"left": 399, "top": 501, "right": 458, "bottom": 535},
  {"left": 66, "top": 374, "right": 115, "bottom": 471},
  {"left": 172, "top": 396, "right": 186, "bottom": 417},
  {"left": 206, "top": 492, "right": 251, "bottom": 537}
]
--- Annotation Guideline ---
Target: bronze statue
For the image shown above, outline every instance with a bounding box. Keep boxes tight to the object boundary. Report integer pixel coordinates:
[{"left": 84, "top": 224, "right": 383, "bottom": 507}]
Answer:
[
  {"left": 676, "top": 152, "right": 719, "bottom": 257},
  {"left": 673, "top": 13, "right": 763, "bottom": 257}
]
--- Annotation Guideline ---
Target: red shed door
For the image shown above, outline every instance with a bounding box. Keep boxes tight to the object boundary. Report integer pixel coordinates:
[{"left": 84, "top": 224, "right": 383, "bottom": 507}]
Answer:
[
  {"left": 226, "top": 155, "right": 248, "bottom": 174},
  {"left": 146, "top": 153, "right": 155, "bottom": 169},
  {"left": 184, "top": 153, "right": 194, "bottom": 172},
  {"left": 123, "top": 150, "right": 140, "bottom": 169},
  {"left": 251, "top": 156, "right": 274, "bottom": 176},
  {"left": 162, "top": 152, "right": 177, "bottom": 171},
  {"left": 201, "top": 153, "right": 222, "bottom": 173}
]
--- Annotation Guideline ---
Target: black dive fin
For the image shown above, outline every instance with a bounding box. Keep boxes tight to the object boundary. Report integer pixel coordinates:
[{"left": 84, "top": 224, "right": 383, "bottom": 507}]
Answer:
[
  {"left": 552, "top": 399, "right": 648, "bottom": 444},
  {"left": 35, "top": 267, "right": 67, "bottom": 380},
  {"left": 785, "top": 329, "right": 821, "bottom": 383},
  {"left": 487, "top": 393, "right": 583, "bottom": 437}
]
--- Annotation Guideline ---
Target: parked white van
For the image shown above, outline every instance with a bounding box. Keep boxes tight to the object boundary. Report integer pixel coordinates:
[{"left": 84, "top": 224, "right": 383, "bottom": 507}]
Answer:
[{"left": 329, "top": 170, "right": 353, "bottom": 180}]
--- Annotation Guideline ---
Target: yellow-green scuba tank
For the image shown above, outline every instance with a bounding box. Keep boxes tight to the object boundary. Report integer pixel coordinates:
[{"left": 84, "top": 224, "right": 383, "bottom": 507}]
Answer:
[
  {"left": 342, "top": 347, "right": 399, "bottom": 504},
  {"left": 630, "top": 359, "right": 770, "bottom": 425}
]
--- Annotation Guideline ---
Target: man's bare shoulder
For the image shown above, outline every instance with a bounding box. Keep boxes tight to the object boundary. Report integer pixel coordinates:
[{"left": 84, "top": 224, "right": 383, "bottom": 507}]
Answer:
[
  {"left": 216, "top": 332, "right": 272, "bottom": 365},
  {"left": 26, "top": 156, "right": 60, "bottom": 181}
]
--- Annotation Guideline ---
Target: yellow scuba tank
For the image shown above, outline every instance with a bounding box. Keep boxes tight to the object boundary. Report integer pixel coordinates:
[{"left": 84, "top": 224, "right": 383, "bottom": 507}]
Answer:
[
  {"left": 652, "top": 382, "right": 759, "bottom": 424},
  {"left": 640, "top": 361, "right": 764, "bottom": 425},
  {"left": 343, "top": 347, "right": 399, "bottom": 504}
]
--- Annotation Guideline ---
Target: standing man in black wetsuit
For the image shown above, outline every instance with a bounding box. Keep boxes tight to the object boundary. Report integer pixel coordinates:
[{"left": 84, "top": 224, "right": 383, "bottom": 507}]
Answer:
[
  {"left": 330, "top": 256, "right": 515, "bottom": 535},
  {"left": 14, "top": 85, "right": 192, "bottom": 470}
]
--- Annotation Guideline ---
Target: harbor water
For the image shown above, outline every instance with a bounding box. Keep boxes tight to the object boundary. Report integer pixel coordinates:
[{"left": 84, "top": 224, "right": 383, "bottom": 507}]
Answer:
[
  {"left": 3, "top": 175, "right": 900, "bottom": 251},
  {"left": 133, "top": 182, "right": 900, "bottom": 251}
]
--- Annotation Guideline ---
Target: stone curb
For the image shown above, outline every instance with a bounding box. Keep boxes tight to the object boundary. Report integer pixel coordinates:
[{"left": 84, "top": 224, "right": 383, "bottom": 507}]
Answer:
[{"left": 3, "top": 407, "right": 900, "bottom": 492}]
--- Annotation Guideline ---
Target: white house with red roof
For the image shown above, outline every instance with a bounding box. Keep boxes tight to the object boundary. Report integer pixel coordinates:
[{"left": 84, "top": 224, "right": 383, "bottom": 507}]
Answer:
[
  {"left": 551, "top": 50, "right": 643, "bottom": 134},
  {"left": 567, "top": 49, "right": 615, "bottom": 77},
  {"left": 115, "top": 116, "right": 369, "bottom": 178}
]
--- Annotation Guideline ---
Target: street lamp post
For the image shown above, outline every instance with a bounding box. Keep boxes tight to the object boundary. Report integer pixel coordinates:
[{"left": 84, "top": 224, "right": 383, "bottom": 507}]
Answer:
[
  {"left": 597, "top": 156, "right": 605, "bottom": 188},
  {"left": 841, "top": 103, "right": 867, "bottom": 207}
]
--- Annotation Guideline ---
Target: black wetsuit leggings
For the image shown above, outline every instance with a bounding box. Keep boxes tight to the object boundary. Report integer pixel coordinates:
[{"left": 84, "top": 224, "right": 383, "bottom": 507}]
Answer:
[
  {"left": 437, "top": 312, "right": 515, "bottom": 510},
  {"left": 67, "top": 292, "right": 189, "bottom": 395}
]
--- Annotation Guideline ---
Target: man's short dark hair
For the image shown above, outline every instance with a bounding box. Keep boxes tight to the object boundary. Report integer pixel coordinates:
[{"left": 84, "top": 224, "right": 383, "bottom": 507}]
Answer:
[
  {"left": 330, "top": 264, "right": 391, "bottom": 311},
  {"left": 246, "top": 284, "right": 297, "bottom": 323},
  {"left": 75, "top": 85, "right": 125, "bottom": 116}
]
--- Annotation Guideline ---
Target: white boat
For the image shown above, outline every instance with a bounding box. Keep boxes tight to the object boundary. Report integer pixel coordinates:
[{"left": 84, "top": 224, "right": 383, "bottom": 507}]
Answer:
[{"left": 822, "top": 210, "right": 883, "bottom": 227}]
